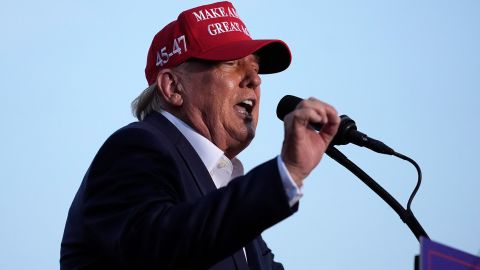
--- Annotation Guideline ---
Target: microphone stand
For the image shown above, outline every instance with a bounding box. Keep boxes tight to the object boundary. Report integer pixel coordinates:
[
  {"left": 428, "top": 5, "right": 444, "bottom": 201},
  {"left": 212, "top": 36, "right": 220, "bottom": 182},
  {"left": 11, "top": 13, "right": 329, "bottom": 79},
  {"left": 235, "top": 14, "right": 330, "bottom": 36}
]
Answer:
[{"left": 326, "top": 146, "right": 429, "bottom": 241}]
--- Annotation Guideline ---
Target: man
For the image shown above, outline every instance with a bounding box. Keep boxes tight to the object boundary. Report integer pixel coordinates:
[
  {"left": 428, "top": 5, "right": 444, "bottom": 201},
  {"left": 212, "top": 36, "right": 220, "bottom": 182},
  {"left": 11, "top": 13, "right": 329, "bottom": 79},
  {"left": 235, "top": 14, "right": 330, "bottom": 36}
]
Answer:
[{"left": 61, "top": 1, "right": 340, "bottom": 269}]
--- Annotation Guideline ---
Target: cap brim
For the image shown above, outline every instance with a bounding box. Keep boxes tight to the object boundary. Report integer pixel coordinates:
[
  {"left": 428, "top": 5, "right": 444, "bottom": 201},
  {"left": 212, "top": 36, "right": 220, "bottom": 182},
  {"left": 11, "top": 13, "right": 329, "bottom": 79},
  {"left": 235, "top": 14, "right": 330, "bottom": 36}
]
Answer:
[{"left": 191, "top": 39, "right": 291, "bottom": 74}]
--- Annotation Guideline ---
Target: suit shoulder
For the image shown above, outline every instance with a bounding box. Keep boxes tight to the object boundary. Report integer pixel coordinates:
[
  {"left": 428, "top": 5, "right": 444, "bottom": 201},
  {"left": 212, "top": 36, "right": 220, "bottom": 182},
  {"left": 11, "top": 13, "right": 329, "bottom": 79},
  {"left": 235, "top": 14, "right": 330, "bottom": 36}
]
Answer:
[
  {"left": 107, "top": 121, "right": 169, "bottom": 148},
  {"left": 87, "top": 120, "right": 181, "bottom": 180},
  {"left": 92, "top": 120, "right": 178, "bottom": 163}
]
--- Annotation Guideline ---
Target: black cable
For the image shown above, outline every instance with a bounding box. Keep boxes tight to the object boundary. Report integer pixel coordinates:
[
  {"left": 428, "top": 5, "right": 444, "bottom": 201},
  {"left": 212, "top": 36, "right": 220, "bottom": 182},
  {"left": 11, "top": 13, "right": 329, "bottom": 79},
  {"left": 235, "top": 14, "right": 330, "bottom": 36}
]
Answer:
[
  {"left": 327, "top": 146, "right": 429, "bottom": 240},
  {"left": 393, "top": 151, "right": 422, "bottom": 212}
]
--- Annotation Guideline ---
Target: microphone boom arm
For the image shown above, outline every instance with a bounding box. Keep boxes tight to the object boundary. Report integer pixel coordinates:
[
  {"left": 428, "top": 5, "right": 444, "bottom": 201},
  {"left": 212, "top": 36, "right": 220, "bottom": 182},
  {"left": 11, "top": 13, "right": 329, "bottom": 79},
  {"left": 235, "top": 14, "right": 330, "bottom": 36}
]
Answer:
[{"left": 326, "top": 146, "right": 429, "bottom": 241}]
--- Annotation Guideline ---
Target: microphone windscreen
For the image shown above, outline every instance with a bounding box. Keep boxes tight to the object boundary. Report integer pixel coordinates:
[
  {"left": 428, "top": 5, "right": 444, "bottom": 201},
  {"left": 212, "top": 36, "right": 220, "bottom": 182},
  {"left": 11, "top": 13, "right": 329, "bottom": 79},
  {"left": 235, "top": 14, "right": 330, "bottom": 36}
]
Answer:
[{"left": 276, "top": 95, "right": 303, "bottom": 121}]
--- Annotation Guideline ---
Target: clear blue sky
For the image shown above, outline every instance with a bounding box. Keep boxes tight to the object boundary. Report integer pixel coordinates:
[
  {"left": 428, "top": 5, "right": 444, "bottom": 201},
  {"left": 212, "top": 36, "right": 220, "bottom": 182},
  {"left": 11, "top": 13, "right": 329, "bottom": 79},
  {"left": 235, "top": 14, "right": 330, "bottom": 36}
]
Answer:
[{"left": 1, "top": 0, "right": 479, "bottom": 269}]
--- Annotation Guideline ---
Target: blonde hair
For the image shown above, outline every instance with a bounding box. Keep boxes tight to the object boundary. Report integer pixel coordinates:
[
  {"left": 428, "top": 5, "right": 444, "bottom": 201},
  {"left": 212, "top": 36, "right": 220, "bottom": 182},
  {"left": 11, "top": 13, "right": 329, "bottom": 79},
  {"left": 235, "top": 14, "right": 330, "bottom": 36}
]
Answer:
[{"left": 131, "top": 83, "right": 163, "bottom": 121}]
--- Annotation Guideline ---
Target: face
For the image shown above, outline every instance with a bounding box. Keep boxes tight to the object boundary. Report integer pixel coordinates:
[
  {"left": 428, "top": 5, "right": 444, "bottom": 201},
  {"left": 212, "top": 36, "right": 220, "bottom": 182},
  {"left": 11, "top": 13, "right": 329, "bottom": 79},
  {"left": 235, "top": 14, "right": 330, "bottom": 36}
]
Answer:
[{"left": 175, "top": 54, "right": 261, "bottom": 158}]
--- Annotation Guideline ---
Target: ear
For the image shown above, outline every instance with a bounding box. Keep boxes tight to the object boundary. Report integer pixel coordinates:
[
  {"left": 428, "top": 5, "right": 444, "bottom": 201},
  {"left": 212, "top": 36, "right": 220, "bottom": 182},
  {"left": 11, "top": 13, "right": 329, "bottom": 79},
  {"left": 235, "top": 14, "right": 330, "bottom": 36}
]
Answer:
[{"left": 156, "top": 69, "right": 183, "bottom": 107}]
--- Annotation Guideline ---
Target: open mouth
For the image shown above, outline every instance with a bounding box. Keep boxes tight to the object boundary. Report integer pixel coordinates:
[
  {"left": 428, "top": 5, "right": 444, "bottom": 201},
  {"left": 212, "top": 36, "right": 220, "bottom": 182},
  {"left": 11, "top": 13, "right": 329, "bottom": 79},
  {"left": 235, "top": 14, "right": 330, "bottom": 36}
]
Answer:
[{"left": 234, "top": 99, "right": 255, "bottom": 119}]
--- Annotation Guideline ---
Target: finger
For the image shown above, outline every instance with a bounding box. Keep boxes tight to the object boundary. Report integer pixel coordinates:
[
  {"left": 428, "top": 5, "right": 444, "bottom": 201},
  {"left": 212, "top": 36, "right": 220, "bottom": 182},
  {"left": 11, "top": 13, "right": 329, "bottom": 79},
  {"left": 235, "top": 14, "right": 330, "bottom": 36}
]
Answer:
[
  {"left": 287, "top": 107, "right": 326, "bottom": 131},
  {"left": 294, "top": 99, "right": 338, "bottom": 127},
  {"left": 307, "top": 98, "right": 339, "bottom": 122}
]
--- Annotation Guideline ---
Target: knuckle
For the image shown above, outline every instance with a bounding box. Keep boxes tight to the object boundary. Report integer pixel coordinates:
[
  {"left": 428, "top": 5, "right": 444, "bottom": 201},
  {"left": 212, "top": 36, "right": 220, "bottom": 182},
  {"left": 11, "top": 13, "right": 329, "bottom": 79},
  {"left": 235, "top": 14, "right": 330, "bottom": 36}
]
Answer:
[
  {"left": 297, "top": 100, "right": 309, "bottom": 109},
  {"left": 292, "top": 109, "right": 304, "bottom": 118}
]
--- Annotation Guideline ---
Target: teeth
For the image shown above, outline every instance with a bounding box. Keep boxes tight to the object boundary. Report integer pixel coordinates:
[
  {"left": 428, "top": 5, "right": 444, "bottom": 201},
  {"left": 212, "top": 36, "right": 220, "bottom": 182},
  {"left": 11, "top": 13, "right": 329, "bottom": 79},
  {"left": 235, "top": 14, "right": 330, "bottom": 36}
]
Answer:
[
  {"left": 241, "top": 100, "right": 253, "bottom": 106},
  {"left": 235, "top": 106, "right": 248, "bottom": 115}
]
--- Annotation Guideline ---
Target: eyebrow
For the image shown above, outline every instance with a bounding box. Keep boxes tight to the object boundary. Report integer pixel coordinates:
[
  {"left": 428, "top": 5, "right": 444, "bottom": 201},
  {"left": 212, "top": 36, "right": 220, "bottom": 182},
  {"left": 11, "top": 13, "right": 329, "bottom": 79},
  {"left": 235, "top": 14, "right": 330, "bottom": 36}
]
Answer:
[{"left": 186, "top": 55, "right": 261, "bottom": 69}]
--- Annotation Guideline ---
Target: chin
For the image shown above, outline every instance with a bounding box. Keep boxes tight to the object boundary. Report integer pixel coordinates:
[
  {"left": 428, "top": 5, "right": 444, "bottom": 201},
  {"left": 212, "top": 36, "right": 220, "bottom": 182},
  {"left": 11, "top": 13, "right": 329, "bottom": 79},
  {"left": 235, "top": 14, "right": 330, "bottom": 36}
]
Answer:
[
  {"left": 241, "top": 125, "right": 256, "bottom": 142},
  {"left": 239, "top": 130, "right": 255, "bottom": 148},
  {"left": 226, "top": 130, "right": 256, "bottom": 158}
]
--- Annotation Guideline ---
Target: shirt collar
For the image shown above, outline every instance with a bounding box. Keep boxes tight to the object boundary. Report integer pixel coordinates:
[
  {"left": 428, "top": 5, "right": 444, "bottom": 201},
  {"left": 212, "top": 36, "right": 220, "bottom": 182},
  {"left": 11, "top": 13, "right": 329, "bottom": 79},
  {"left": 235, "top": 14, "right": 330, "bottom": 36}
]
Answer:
[{"left": 159, "top": 110, "right": 241, "bottom": 175}]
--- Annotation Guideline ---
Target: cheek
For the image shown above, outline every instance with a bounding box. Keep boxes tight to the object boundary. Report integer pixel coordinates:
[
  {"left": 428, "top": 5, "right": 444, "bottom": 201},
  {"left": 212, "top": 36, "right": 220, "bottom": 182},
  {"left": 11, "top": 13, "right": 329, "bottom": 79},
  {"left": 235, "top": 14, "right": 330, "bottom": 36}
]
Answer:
[{"left": 224, "top": 79, "right": 237, "bottom": 90}]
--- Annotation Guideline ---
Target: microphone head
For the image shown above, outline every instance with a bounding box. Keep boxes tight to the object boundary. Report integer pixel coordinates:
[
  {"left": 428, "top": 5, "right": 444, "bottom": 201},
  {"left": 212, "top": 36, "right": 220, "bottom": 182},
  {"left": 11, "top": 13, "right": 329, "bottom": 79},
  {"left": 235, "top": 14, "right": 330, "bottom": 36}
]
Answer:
[{"left": 276, "top": 95, "right": 303, "bottom": 121}]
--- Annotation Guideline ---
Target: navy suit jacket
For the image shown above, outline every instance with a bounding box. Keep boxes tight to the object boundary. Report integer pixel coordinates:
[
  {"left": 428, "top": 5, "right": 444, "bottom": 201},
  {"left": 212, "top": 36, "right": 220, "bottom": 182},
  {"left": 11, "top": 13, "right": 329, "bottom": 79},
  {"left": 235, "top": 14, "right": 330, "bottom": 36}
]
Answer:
[{"left": 61, "top": 112, "right": 298, "bottom": 269}]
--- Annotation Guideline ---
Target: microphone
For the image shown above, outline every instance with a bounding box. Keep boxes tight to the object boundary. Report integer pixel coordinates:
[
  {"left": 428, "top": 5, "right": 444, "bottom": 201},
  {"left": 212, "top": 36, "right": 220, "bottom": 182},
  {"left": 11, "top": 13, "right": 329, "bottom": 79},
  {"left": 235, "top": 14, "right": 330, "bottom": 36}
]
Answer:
[
  {"left": 276, "top": 95, "right": 325, "bottom": 130},
  {"left": 276, "top": 95, "right": 395, "bottom": 155}
]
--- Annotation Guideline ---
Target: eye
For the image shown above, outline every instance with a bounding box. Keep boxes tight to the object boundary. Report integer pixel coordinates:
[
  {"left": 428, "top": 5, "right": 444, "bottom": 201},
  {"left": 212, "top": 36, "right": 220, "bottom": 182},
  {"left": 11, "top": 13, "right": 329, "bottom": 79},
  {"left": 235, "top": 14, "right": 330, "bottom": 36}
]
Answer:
[
  {"left": 252, "top": 64, "right": 259, "bottom": 74},
  {"left": 223, "top": 60, "right": 237, "bottom": 66}
]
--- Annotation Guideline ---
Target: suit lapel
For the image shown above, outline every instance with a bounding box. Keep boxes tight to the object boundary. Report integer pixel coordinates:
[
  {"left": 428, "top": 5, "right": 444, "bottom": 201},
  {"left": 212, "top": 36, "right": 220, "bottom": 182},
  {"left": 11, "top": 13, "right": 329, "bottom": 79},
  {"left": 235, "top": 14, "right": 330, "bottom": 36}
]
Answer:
[
  {"left": 175, "top": 139, "right": 217, "bottom": 195},
  {"left": 144, "top": 112, "right": 217, "bottom": 195}
]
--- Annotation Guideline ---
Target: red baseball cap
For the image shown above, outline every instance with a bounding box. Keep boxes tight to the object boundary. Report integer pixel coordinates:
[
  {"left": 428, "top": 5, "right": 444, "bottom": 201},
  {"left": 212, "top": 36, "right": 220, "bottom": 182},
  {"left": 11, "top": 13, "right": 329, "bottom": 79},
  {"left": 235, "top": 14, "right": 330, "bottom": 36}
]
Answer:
[{"left": 144, "top": 1, "right": 292, "bottom": 85}]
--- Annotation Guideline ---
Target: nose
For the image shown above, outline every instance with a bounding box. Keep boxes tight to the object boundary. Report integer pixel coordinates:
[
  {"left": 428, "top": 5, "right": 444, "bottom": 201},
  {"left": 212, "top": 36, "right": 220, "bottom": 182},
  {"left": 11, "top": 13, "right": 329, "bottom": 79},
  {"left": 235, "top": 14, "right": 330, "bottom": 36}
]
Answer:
[{"left": 241, "top": 66, "right": 262, "bottom": 90}]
